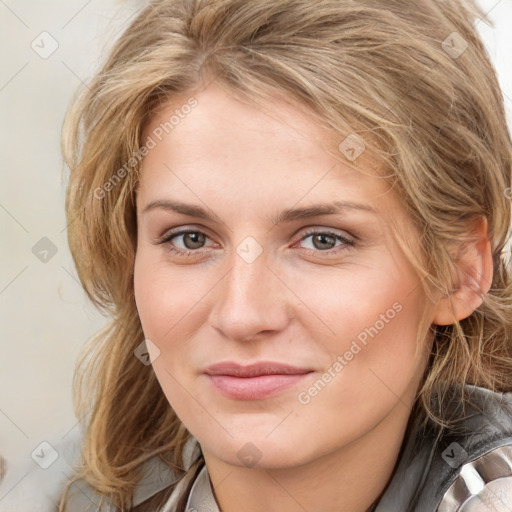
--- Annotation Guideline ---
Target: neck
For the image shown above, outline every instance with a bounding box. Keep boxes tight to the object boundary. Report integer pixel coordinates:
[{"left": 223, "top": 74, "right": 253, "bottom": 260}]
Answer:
[{"left": 202, "top": 399, "right": 414, "bottom": 512}]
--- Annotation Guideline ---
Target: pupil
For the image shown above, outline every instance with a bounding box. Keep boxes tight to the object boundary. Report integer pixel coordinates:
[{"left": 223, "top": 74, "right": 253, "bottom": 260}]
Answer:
[
  {"left": 313, "top": 234, "right": 335, "bottom": 250},
  {"left": 185, "top": 232, "right": 205, "bottom": 249}
]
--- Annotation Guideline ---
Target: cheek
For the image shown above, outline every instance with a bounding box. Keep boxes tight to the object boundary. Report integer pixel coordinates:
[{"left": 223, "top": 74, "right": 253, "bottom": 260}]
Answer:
[
  {"left": 332, "top": 303, "right": 427, "bottom": 418},
  {"left": 289, "top": 262, "right": 428, "bottom": 396},
  {"left": 133, "top": 256, "right": 203, "bottom": 417},
  {"left": 133, "top": 253, "right": 211, "bottom": 341},
  {"left": 285, "top": 260, "right": 422, "bottom": 345},
  {"left": 292, "top": 287, "right": 427, "bottom": 447}
]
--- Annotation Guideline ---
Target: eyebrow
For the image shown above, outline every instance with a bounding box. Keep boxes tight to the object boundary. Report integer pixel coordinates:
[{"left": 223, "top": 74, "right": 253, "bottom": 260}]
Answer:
[{"left": 141, "top": 199, "right": 377, "bottom": 225}]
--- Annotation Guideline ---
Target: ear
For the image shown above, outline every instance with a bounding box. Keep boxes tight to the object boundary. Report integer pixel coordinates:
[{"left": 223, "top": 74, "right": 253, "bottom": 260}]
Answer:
[{"left": 432, "top": 217, "right": 493, "bottom": 326}]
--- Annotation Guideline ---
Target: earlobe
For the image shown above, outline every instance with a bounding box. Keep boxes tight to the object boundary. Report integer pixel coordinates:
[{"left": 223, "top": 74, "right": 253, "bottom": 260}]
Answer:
[{"left": 432, "top": 217, "right": 493, "bottom": 326}]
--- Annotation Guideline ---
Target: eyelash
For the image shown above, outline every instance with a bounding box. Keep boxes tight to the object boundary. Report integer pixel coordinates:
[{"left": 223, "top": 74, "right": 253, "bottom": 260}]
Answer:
[{"left": 156, "top": 228, "right": 355, "bottom": 258}]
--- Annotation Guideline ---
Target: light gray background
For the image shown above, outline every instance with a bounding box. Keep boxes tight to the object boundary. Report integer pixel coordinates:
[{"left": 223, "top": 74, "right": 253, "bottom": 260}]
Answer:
[{"left": 0, "top": 0, "right": 511, "bottom": 505}]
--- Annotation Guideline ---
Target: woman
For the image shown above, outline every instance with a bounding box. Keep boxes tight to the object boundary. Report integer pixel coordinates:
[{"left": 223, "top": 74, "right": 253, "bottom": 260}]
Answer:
[{"left": 59, "top": 0, "right": 512, "bottom": 510}]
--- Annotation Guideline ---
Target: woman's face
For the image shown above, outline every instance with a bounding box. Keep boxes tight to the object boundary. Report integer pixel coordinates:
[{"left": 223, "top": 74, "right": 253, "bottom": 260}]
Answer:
[{"left": 134, "top": 82, "right": 434, "bottom": 469}]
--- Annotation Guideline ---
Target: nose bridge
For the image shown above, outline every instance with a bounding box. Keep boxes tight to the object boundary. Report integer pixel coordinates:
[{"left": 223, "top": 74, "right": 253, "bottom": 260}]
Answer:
[{"left": 210, "top": 247, "right": 289, "bottom": 341}]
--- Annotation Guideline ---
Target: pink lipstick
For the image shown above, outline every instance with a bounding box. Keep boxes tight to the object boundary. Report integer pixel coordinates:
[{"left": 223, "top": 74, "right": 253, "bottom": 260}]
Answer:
[{"left": 204, "top": 361, "right": 314, "bottom": 400}]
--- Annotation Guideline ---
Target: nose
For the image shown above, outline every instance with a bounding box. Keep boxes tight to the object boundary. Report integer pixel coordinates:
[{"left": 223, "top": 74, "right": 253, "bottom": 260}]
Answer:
[{"left": 208, "top": 249, "right": 292, "bottom": 342}]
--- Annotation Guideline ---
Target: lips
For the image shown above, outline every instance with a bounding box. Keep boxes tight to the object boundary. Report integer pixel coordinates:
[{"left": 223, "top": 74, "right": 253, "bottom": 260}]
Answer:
[{"left": 204, "top": 361, "right": 314, "bottom": 400}]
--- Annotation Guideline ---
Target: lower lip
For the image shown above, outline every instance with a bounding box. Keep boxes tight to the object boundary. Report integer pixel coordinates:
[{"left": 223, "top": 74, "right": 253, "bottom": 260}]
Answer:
[{"left": 206, "top": 373, "right": 312, "bottom": 400}]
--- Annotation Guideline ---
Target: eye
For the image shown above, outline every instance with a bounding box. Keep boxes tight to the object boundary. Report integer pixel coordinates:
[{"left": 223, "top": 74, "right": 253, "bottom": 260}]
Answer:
[
  {"left": 170, "top": 231, "right": 209, "bottom": 250},
  {"left": 296, "top": 229, "right": 354, "bottom": 254},
  {"left": 156, "top": 227, "right": 355, "bottom": 258},
  {"left": 157, "top": 229, "right": 216, "bottom": 256}
]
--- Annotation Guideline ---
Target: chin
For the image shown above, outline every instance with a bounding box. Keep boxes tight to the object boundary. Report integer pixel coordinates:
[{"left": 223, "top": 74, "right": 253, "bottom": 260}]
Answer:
[{"left": 197, "top": 425, "right": 325, "bottom": 470}]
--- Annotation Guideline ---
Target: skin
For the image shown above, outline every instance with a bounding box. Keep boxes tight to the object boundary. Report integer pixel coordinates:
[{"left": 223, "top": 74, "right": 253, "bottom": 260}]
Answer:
[{"left": 133, "top": 81, "right": 490, "bottom": 512}]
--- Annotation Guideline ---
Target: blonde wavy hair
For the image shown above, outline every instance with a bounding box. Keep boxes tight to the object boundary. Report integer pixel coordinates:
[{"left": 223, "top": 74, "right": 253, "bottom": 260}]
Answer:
[{"left": 60, "top": 0, "right": 512, "bottom": 509}]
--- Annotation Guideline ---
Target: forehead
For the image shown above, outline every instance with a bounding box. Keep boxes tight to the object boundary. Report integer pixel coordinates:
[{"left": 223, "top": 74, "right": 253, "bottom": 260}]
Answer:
[{"left": 138, "top": 83, "right": 394, "bottom": 211}]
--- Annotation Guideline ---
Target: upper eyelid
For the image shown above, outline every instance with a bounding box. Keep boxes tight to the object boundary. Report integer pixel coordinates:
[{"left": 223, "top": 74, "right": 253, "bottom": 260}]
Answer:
[{"left": 158, "top": 227, "right": 215, "bottom": 244}]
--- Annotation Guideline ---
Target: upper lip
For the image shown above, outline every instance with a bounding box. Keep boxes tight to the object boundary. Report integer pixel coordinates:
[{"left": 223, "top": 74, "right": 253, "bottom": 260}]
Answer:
[{"left": 204, "top": 361, "right": 313, "bottom": 378}]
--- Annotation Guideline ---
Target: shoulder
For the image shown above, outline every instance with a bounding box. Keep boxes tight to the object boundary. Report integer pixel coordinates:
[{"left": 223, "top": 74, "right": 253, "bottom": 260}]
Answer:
[
  {"left": 401, "top": 385, "right": 512, "bottom": 511},
  {"left": 62, "top": 436, "right": 201, "bottom": 511},
  {"left": 438, "top": 444, "right": 512, "bottom": 511},
  {"left": 0, "top": 429, "right": 199, "bottom": 512},
  {"left": 434, "top": 385, "right": 512, "bottom": 511},
  {"left": 62, "top": 455, "right": 182, "bottom": 512}
]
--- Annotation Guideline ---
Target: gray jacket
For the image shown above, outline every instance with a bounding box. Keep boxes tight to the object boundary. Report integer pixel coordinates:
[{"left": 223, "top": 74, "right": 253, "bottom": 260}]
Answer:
[{"left": 3, "top": 385, "right": 511, "bottom": 511}]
